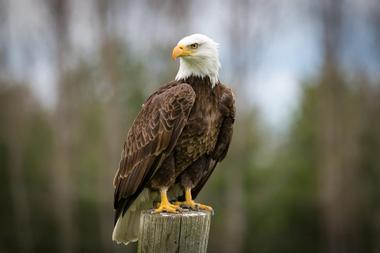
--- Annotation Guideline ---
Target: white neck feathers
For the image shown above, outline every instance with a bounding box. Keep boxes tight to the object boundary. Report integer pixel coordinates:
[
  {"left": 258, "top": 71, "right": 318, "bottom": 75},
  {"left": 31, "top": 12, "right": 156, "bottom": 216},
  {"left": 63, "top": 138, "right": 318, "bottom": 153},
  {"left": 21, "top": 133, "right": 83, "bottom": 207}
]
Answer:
[{"left": 175, "top": 56, "right": 220, "bottom": 87}]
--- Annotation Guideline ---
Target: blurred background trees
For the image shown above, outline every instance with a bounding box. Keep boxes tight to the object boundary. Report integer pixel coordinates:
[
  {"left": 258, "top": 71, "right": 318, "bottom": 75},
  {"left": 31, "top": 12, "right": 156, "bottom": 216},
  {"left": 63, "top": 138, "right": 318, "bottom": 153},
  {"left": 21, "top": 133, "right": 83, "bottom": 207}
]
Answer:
[{"left": 1, "top": 0, "right": 380, "bottom": 252}]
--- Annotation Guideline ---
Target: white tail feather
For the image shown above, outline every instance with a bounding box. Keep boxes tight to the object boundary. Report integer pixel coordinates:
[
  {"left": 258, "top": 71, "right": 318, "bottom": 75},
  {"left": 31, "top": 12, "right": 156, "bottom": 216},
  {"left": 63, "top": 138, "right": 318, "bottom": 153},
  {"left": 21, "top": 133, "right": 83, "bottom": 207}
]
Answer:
[
  {"left": 112, "top": 185, "right": 183, "bottom": 244},
  {"left": 112, "top": 189, "right": 156, "bottom": 244},
  {"left": 112, "top": 210, "right": 140, "bottom": 244}
]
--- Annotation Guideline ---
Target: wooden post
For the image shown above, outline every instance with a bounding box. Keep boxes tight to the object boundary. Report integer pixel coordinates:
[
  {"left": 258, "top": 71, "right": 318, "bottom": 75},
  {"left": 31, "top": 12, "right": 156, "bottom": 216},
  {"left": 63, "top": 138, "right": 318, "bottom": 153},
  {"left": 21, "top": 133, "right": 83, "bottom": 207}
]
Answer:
[{"left": 138, "top": 210, "right": 211, "bottom": 253}]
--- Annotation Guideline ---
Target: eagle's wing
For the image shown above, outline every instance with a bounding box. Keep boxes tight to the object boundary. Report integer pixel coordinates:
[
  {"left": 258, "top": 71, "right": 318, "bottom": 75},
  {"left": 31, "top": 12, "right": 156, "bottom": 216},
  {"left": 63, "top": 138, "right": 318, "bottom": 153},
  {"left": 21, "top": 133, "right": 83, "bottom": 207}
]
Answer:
[
  {"left": 192, "top": 84, "right": 236, "bottom": 199},
  {"left": 113, "top": 82, "right": 195, "bottom": 221}
]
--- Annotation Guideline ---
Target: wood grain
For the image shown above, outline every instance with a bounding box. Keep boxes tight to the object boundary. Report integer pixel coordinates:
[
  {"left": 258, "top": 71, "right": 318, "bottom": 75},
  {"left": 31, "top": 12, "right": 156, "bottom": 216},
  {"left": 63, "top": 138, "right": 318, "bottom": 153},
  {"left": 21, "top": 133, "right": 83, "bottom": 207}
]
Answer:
[{"left": 138, "top": 210, "right": 211, "bottom": 253}]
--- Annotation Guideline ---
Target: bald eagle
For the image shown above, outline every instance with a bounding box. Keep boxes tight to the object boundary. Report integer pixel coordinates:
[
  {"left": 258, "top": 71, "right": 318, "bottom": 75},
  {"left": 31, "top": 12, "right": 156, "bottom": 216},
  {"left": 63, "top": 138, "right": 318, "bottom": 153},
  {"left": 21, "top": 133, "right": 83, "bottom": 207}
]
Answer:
[{"left": 112, "top": 34, "right": 236, "bottom": 244}]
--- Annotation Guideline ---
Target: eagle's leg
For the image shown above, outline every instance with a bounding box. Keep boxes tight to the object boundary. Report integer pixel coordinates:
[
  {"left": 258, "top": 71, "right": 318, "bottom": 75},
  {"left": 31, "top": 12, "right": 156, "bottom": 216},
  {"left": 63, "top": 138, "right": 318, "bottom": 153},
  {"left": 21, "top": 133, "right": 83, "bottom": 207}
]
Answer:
[
  {"left": 176, "top": 188, "right": 213, "bottom": 212},
  {"left": 153, "top": 187, "right": 182, "bottom": 213}
]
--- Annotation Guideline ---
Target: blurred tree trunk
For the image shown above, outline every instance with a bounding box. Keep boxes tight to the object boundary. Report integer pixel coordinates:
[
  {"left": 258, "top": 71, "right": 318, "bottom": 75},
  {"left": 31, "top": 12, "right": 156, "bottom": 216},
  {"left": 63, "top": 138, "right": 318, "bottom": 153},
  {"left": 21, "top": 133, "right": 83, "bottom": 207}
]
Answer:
[
  {"left": 370, "top": 7, "right": 380, "bottom": 253},
  {"left": 2, "top": 1, "right": 34, "bottom": 252},
  {"left": 47, "top": 1, "right": 77, "bottom": 252},
  {"left": 6, "top": 92, "right": 34, "bottom": 253},
  {"left": 367, "top": 87, "right": 380, "bottom": 253},
  {"left": 96, "top": 1, "right": 125, "bottom": 252},
  {"left": 224, "top": 114, "right": 252, "bottom": 253},
  {"left": 317, "top": 1, "right": 362, "bottom": 252},
  {"left": 374, "top": 89, "right": 380, "bottom": 253}
]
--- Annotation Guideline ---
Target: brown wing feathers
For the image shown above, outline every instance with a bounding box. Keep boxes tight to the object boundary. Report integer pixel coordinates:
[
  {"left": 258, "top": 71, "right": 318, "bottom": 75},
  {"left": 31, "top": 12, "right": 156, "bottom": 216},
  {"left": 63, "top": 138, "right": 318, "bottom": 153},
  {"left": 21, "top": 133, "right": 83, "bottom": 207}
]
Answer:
[
  {"left": 114, "top": 83, "right": 195, "bottom": 222},
  {"left": 192, "top": 85, "right": 236, "bottom": 199}
]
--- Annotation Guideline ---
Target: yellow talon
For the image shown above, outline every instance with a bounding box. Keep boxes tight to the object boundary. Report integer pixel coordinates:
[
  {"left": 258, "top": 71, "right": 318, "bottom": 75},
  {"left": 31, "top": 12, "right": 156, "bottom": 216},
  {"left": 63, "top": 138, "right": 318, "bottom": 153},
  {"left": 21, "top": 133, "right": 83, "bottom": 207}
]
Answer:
[
  {"left": 153, "top": 188, "right": 182, "bottom": 214},
  {"left": 176, "top": 188, "right": 214, "bottom": 212},
  {"left": 153, "top": 203, "right": 179, "bottom": 213}
]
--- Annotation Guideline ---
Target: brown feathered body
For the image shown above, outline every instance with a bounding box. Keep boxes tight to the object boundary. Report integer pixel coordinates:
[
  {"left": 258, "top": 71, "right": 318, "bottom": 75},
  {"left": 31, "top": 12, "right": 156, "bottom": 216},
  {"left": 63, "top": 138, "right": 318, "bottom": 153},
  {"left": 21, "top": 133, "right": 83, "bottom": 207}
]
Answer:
[{"left": 112, "top": 75, "right": 235, "bottom": 244}]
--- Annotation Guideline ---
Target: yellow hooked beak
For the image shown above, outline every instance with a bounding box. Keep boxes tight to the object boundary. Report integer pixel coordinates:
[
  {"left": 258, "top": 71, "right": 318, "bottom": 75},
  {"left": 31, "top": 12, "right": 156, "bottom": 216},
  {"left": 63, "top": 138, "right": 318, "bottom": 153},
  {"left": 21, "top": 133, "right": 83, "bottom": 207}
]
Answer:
[{"left": 172, "top": 44, "right": 192, "bottom": 60}]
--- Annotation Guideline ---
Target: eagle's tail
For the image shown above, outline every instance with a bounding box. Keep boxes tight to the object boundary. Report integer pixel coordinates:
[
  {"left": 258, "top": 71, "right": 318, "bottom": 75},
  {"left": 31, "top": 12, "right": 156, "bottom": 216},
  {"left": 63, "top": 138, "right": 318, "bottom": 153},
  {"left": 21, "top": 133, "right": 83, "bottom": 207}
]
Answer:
[
  {"left": 112, "top": 209, "right": 140, "bottom": 244},
  {"left": 112, "top": 189, "right": 154, "bottom": 244}
]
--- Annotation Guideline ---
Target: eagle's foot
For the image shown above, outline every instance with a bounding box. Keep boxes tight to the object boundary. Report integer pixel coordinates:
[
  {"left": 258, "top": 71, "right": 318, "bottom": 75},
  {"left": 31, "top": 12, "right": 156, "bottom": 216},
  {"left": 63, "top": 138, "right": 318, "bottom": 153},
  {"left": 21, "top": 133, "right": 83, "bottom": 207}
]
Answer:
[
  {"left": 194, "top": 202, "right": 214, "bottom": 212},
  {"left": 153, "top": 202, "right": 182, "bottom": 213},
  {"left": 153, "top": 187, "right": 182, "bottom": 213},
  {"left": 176, "top": 187, "right": 214, "bottom": 213},
  {"left": 175, "top": 200, "right": 214, "bottom": 213}
]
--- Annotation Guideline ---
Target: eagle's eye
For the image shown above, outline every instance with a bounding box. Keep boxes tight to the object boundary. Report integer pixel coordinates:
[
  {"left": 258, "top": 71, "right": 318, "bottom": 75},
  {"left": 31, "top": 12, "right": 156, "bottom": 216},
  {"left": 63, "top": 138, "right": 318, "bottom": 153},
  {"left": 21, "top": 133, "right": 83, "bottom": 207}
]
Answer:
[{"left": 189, "top": 43, "right": 199, "bottom": 49}]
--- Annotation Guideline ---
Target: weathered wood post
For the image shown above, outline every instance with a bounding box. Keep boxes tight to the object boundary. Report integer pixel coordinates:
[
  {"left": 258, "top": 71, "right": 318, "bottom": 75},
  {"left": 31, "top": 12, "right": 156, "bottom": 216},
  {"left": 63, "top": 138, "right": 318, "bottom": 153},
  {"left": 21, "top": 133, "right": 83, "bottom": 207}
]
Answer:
[{"left": 138, "top": 210, "right": 211, "bottom": 253}]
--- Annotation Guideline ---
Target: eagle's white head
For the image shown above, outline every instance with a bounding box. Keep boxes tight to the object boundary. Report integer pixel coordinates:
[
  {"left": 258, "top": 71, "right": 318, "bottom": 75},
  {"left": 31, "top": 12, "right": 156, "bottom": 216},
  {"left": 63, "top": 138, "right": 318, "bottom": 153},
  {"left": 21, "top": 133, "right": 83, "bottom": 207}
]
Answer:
[{"left": 172, "top": 34, "right": 221, "bottom": 87}]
